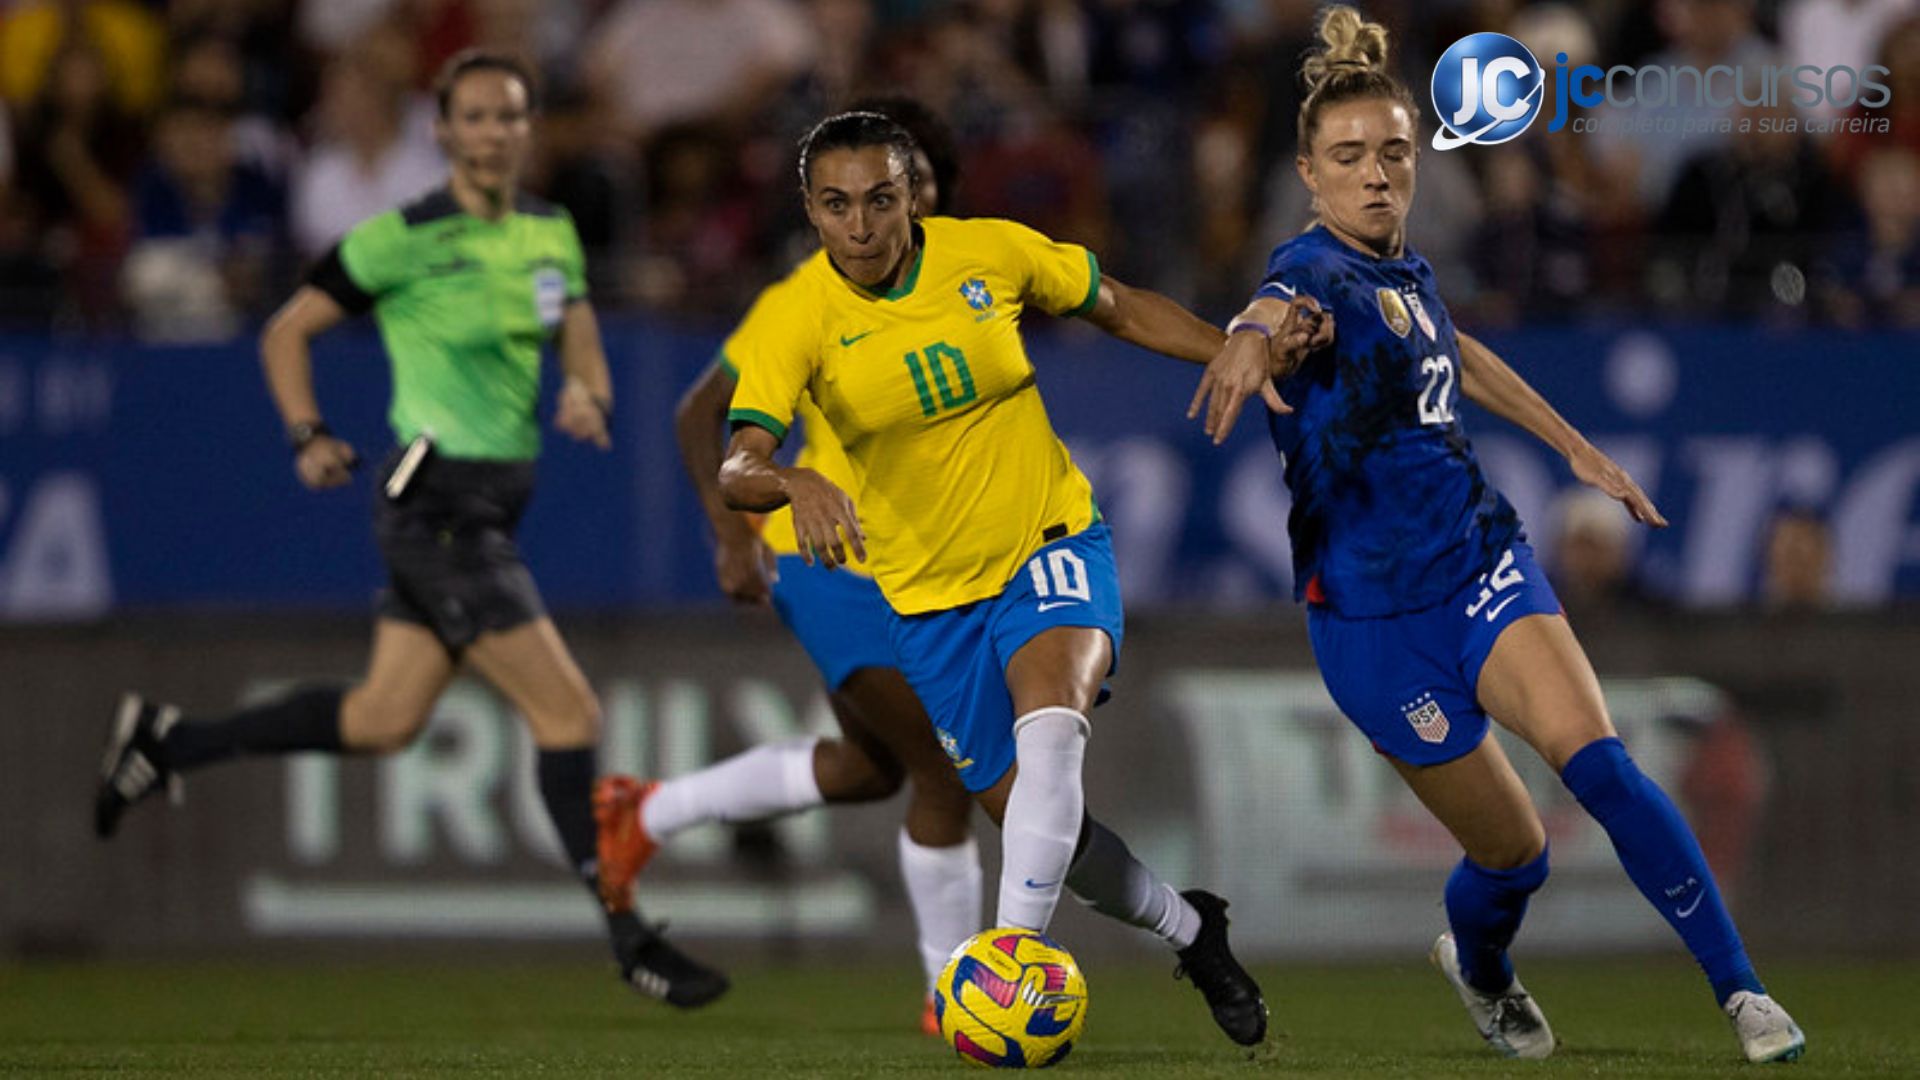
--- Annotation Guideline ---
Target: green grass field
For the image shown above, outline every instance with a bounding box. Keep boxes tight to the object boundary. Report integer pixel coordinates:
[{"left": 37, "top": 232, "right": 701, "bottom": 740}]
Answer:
[{"left": 0, "top": 956, "right": 1912, "bottom": 1077}]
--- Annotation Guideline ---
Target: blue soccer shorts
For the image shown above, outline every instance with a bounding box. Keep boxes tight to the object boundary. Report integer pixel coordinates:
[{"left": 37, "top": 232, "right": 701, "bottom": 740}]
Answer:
[
  {"left": 889, "top": 524, "right": 1125, "bottom": 792},
  {"left": 1307, "top": 541, "right": 1563, "bottom": 766},
  {"left": 770, "top": 556, "right": 897, "bottom": 690}
]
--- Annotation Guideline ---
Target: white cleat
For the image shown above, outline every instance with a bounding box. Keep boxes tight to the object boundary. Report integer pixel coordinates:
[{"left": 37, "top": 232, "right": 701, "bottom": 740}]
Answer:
[
  {"left": 1726, "top": 991, "right": 1806, "bottom": 1064},
  {"left": 1430, "top": 932, "right": 1556, "bottom": 1060}
]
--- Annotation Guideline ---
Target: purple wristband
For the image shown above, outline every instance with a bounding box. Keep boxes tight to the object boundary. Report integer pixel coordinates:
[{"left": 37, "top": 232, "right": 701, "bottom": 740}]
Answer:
[{"left": 1228, "top": 319, "right": 1275, "bottom": 339}]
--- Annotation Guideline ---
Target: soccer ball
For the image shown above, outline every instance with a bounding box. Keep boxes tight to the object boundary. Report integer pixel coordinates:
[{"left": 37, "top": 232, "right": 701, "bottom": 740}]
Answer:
[{"left": 933, "top": 927, "right": 1089, "bottom": 1068}]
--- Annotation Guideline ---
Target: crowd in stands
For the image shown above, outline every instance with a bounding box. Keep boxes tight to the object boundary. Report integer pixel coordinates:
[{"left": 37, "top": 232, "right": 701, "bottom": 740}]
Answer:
[{"left": 0, "top": 0, "right": 1914, "bottom": 337}]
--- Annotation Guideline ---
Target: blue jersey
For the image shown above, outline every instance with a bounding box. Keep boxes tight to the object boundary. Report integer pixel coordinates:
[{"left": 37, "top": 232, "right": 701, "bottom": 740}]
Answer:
[{"left": 1257, "top": 225, "right": 1520, "bottom": 617}]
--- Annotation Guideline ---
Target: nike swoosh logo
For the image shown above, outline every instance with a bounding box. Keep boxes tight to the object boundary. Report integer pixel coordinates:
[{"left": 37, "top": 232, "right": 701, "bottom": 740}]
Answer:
[
  {"left": 1270, "top": 281, "right": 1297, "bottom": 298},
  {"left": 1037, "top": 601, "right": 1080, "bottom": 612},
  {"left": 1024, "top": 878, "right": 1059, "bottom": 889},
  {"left": 1484, "top": 594, "right": 1521, "bottom": 622},
  {"left": 1675, "top": 892, "right": 1704, "bottom": 919},
  {"left": 839, "top": 330, "right": 876, "bottom": 347}
]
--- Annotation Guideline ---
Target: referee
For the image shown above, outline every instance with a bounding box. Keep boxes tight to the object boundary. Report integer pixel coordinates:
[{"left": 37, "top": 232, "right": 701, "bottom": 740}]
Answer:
[{"left": 93, "top": 50, "right": 727, "bottom": 1008}]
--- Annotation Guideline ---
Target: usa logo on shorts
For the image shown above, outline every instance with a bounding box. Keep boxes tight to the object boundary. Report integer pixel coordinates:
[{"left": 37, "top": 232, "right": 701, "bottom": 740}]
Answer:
[{"left": 1402, "top": 692, "right": 1452, "bottom": 744}]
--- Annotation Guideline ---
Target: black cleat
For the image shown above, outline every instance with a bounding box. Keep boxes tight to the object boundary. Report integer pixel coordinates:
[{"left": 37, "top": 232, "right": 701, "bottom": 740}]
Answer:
[
  {"left": 617, "top": 922, "right": 730, "bottom": 1009},
  {"left": 93, "top": 693, "right": 183, "bottom": 839},
  {"left": 1174, "top": 889, "right": 1269, "bottom": 1046}
]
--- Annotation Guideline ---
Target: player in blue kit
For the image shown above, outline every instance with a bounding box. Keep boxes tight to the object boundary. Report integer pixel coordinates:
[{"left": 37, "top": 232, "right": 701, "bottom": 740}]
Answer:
[{"left": 1189, "top": 6, "right": 1805, "bottom": 1066}]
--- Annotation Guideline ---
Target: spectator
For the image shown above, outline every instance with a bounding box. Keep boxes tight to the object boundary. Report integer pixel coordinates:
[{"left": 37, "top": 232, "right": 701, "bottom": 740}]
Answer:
[
  {"left": 0, "top": 0, "right": 167, "bottom": 116},
  {"left": 1547, "top": 489, "right": 1664, "bottom": 622},
  {"left": 583, "top": 0, "right": 817, "bottom": 144},
  {"left": 1594, "top": 0, "right": 1776, "bottom": 210},
  {"left": 170, "top": 33, "right": 293, "bottom": 181},
  {"left": 121, "top": 96, "right": 284, "bottom": 341},
  {"left": 13, "top": 42, "right": 142, "bottom": 324},
  {"left": 290, "top": 51, "right": 444, "bottom": 257},
  {"left": 1825, "top": 147, "right": 1920, "bottom": 327},
  {"left": 1778, "top": 0, "right": 1915, "bottom": 123},
  {"left": 1656, "top": 101, "right": 1852, "bottom": 318},
  {"left": 1762, "top": 508, "right": 1834, "bottom": 611}
]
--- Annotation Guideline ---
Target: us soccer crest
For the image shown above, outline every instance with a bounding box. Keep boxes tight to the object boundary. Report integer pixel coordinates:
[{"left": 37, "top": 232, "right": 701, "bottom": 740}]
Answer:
[
  {"left": 1401, "top": 692, "right": 1452, "bottom": 745},
  {"left": 1376, "top": 287, "right": 1412, "bottom": 338}
]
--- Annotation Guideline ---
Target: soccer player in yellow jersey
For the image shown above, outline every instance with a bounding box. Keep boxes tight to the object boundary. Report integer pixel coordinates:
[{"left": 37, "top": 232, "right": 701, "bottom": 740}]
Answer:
[
  {"left": 599, "top": 101, "right": 979, "bottom": 1036},
  {"left": 719, "top": 111, "right": 1276, "bottom": 1047}
]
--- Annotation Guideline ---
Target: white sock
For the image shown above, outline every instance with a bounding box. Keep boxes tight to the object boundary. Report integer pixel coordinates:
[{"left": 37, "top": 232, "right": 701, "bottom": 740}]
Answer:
[
  {"left": 995, "top": 708, "right": 1089, "bottom": 932},
  {"left": 898, "top": 830, "right": 983, "bottom": 991},
  {"left": 641, "top": 736, "right": 823, "bottom": 841},
  {"left": 1066, "top": 818, "right": 1201, "bottom": 949}
]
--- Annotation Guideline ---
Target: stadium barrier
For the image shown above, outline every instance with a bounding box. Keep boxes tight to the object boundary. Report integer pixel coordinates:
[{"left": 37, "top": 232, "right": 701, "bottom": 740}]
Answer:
[{"left": 5, "top": 610, "right": 1914, "bottom": 961}]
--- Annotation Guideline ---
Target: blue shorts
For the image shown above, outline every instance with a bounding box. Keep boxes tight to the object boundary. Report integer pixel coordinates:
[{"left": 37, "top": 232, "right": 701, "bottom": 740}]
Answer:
[
  {"left": 1308, "top": 541, "right": 1562, "bottom": 767},
  {"left": 889, "top": 524, "right": 1124, "bottom": 793},
  {"left": 770, "top": 556, "right": 897, "bottom": 690}
]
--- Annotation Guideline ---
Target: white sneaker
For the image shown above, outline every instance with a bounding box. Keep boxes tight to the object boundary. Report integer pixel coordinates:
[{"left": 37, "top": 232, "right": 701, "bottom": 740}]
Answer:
[
  {"left": 1430, "top": 932, "right": 1555, "bottom": 1059},
  {"left": 1725, "top": 990, "right": 1806, "bottom": 1064}
]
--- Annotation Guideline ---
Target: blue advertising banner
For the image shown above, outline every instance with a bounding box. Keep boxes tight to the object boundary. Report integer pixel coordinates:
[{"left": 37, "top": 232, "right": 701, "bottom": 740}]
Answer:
[{"left": 1, "top": 321, "right": 1915, "bottom": 619}]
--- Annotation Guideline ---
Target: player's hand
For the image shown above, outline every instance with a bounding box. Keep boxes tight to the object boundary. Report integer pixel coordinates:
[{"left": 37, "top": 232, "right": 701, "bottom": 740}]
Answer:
[
  {"left": 715, "top": 532, "right": 778, "bottom": 605},
  {"left": 295, "top": 436, "right": 359, "bottom": 490},
  {"left": 1569, "top": 442, "right": 1669, "bottom": 528},
  {"left": 1189, "top": 308, "right": 1298, "bottom": 444},
  {"left": 784, "top": 468, "right": 866, "bottom": 569},
  {"left": 1272, "top": 295, "right": 1333, "bottom": 374},
  {"left": 555, "top": 380, "right": 612, "bottom": 449}
]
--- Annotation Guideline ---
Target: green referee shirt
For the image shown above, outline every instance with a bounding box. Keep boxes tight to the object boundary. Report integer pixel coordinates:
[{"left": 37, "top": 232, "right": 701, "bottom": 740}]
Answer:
[{"left": 309, "top": 188, "right": 588, "bottom": 461}]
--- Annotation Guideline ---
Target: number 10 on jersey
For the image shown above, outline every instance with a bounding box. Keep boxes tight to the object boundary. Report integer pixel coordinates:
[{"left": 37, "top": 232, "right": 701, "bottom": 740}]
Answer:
[{"left": 905, "top": 342, "right": 976, "bottom": 417}]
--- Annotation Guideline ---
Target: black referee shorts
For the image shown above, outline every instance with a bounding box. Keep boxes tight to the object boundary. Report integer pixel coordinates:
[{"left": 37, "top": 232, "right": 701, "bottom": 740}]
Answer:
[{"left": 372, "top": 448, "right": 547, "bottom": 654}]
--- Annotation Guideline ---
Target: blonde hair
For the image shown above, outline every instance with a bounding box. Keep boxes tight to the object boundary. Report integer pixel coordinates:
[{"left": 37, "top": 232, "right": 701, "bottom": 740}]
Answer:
[{"left": 1297, "top": 5, "right": 1419, "bottom": 152}]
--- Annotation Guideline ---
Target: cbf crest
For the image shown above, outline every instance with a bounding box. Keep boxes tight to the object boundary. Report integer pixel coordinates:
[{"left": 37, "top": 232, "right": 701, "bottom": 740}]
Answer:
[
  {"left": 1376, "top": 287, "right": 1412, "bottom": 338},
  {"left": 960, "top": 277, "right": 995, "bottom": 320}
]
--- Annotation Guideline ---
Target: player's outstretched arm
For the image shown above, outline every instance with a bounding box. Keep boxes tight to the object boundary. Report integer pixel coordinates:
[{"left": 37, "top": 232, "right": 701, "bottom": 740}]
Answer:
[
  {"left": 720, "top": 426, "right": 866, "bottom": 568},
  {"left": 675, "top": 363, "right": 775, "bottom": 604},
  {"left": 260, "top": 285, "right": 358, "bottom": 490},
  {"left": 1457, "top": 330, "right": 1668, "bottom": 527},
  {"left": 1187, "top": 296, "right": 1330, "bottom": 444},
  {"left": 1081, "top": 277, "right": 1225, "bottom": 364},
  {"left": 554, "top": 300, "right": 613, "bottom": 449}
]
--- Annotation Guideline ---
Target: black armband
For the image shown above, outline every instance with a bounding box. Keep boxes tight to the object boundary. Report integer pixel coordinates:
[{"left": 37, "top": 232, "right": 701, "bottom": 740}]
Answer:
[{"left": 306, "top": 246, "right": 376, "bottom": 315}]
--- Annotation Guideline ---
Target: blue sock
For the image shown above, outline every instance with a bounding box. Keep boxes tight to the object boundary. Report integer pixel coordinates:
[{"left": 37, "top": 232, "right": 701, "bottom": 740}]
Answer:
[
  {"left": 1445, "top": 848, "right": 1549, "bottom": 994},
  {"left": 1561, "top": 737, "right": 1764, "bottom": 1006}
]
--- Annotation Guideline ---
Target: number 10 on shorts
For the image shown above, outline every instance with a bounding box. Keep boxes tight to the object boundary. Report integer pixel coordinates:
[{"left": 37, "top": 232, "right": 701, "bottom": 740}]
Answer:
[{"left": 1028, "top": 548, "right": 1091, "bottom": 604}]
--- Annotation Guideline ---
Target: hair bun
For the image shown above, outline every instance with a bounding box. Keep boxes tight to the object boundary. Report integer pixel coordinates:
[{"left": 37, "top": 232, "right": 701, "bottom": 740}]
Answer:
[{"left": 1302, "top": 5, "right": 1392, "bottom": 94}]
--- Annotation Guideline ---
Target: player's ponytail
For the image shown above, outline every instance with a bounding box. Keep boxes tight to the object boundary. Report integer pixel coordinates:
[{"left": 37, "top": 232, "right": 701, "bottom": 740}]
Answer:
[{"left": 1297, "top": 5, "right": 1419, "bottom": 153}]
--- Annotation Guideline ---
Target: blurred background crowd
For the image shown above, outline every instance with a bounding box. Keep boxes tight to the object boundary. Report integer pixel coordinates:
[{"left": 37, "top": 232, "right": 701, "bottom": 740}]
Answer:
[{"left": 0, "top": 0, "right": 1915, "bottom": 339}]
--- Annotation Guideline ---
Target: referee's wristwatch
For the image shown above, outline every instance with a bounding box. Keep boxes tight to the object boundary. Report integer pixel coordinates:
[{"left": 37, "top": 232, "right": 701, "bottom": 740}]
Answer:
[{"left": 288, "top": 419, "right": 333, "bottom": 453}]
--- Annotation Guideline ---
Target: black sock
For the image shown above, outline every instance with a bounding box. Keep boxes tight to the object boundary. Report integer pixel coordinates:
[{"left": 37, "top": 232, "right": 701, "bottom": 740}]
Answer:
[
  {"left": 537, "top": 747, "right": 644, "bottom": 957},
  {"left": 537, "top": 747, "right": 606, "bottom": 891},
  {"left": 161, "top": 687, "right": 345, "bottom": 771}
]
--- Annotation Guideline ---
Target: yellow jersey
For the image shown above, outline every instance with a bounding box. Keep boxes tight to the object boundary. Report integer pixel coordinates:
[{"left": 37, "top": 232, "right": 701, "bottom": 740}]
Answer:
[{"left": 728, "top": 216, "right": 1102, "bottom": 615}]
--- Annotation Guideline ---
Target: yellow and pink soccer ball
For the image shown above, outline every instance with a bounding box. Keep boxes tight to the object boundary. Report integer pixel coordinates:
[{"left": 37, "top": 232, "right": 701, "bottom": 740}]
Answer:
[{"left": 933, "top": 927, "right": 1089, "bottom": 1069}]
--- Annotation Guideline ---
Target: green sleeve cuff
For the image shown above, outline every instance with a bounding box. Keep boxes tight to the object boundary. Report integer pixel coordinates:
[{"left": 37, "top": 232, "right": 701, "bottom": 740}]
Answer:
[
  {"left": 728, "top": 407, "right": 788, "bottom": 442},
  {"left": 1065, "top": 250, "right": 1102, "bottom": 318}
]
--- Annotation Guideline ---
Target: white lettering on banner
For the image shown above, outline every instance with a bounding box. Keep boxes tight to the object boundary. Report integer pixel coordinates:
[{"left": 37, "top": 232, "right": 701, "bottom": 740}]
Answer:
[
  {"left": 1832, "top": 437, "right": 1920, "bottom": 603},
  {"left": 1161, "top": 671, "right": 1729, "bottom": 955},
  {"left": 381, "top": 682, "right": 510, "bottom": 864},
  {"left": 0, "top": 472, "right": 113, "bottom": 617},
  {"left": 258, "top": 676, "right": 873, "bottom": 938},
  {"left": 1066, "top": 438, "right": 1188, "bottom": 603},
  {"left": 1218, "top": 449, "right": 1294, "bottom": 599},
  {"left": 1682, "top": 438, "right": 1777, "bottom": 605}
]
